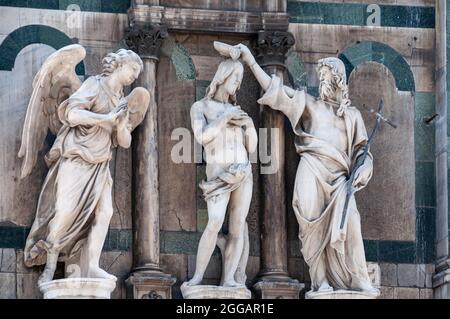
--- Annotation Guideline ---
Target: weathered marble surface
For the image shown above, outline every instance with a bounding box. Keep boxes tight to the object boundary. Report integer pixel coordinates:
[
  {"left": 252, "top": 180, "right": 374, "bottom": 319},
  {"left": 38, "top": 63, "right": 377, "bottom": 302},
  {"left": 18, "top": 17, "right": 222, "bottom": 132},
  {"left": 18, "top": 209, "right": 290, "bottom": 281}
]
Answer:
[
  {"left": 180, "top": 282, "right": 251, "bottom": 299},
  {"left": 306, "top": 289, "right": 380, "bottom": 299},
  {"left": 39, "top": 278, "right": 116, "bottom": 299},
  {"left": 350, "top": 62, "right": 415, "bottom": 241}
]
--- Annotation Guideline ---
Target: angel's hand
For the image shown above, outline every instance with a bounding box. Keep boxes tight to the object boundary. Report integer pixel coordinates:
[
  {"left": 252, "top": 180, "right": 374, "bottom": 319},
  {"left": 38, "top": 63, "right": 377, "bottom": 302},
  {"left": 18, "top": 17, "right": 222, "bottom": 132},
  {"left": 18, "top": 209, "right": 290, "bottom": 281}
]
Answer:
[
  {"left": 117, "top": 111, "right": 130, "bottom": 131},
  {"left": 107, "top": 105, "right": 128, "bottom": 125}
]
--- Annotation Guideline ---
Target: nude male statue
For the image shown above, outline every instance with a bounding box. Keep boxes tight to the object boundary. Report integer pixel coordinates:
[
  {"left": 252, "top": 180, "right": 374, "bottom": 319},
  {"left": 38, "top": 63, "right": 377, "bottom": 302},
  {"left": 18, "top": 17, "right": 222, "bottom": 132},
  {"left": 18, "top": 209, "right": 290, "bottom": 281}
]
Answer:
[{"left": 186, "top": 58, "right": 257, "bottom": 288}]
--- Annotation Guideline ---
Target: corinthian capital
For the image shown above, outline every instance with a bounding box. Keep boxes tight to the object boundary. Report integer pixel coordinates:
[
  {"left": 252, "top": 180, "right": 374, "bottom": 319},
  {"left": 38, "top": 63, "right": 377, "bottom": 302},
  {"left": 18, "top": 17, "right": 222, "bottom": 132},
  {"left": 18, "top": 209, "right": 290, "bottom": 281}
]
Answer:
[
  {"left": 253, "top": 31, "right": 295, "bottom": 68},
  {"left": 125, "top": 24, "right": 168, "bottom": 60}
]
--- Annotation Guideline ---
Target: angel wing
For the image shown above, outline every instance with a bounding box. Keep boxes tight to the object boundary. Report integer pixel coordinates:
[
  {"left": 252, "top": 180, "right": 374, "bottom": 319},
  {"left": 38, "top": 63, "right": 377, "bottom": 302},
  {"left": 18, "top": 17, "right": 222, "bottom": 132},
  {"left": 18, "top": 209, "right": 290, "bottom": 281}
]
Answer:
[
  {"left": 18, "top": 44, "right": 86, "bottom": 179},
  {"left": 125, "top": 87, "right": 150, "bottom": 131}
]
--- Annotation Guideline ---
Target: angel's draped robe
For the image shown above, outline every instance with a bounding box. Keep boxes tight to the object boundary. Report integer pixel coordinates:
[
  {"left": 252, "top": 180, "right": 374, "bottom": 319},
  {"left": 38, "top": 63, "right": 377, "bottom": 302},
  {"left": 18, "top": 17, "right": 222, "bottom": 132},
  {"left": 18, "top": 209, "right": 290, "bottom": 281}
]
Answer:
[
  {"left": 24, "top": 75, "right": 122, "bottom": 267},
  {"left": 259, "top": 75, "right": 373, "bottom": 290}
]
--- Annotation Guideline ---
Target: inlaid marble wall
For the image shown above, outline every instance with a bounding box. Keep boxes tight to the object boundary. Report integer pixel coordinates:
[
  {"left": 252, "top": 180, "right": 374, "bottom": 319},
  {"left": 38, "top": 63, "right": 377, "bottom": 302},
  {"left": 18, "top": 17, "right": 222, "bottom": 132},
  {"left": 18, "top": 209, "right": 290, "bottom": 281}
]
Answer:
[{"left": 0, "top": 0, "right": 440, "bottom": 299}]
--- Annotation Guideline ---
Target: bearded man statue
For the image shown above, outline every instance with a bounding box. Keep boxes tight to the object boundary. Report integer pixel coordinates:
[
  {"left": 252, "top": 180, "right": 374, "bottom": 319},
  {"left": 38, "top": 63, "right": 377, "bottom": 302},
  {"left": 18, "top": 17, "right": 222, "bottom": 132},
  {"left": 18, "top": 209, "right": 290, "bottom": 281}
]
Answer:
[{"left": 235, "top": 43, "right": 379, "bottom": 295}]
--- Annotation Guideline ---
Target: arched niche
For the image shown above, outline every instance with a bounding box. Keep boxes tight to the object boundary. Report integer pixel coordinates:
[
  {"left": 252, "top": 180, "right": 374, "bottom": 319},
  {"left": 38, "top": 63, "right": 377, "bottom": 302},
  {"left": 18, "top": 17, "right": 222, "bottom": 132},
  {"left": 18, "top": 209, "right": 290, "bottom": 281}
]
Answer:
[
  {"left": 350, "top": 62, "right": 416, "bottom": 241},
  {"left": 0, "top": 24, "right": 85, "bottom": 75},
  {"left": 339, "top": 41, "right": 415, "bottom": 92},
  {"left": 0, "top": 44, "right": 56, "bottom": 226}
]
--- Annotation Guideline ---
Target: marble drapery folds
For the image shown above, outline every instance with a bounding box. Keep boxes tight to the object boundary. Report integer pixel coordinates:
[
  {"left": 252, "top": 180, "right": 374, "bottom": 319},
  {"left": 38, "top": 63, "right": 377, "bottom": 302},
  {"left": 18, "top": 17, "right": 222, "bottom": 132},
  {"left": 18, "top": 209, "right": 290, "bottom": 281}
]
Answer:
[
  {"left": 259, "top": 74, "right": 374, "bottom": 290},
  {"left": 24, "top": 76, "right": 122, "bottom": 267}
]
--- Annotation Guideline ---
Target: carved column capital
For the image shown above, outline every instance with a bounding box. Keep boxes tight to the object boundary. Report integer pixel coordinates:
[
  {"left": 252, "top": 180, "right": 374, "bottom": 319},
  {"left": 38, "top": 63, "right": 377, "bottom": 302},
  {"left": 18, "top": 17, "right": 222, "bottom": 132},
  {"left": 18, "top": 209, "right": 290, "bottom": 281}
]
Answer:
[
  {"left": 125, "top": 24, "right": 168, "bottom": 60},
  {"left": 253, "top": 30, "right": 295, "bottom": 68}
]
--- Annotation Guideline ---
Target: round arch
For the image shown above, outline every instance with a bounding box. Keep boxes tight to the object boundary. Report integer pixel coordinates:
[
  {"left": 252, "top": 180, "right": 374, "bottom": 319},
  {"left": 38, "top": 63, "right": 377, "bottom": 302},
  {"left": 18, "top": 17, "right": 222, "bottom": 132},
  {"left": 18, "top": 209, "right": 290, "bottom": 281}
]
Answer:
[
  {"left": 0, "top": 24, "right": 85, "bottom": 75},
  {"left": 338, "top": 41, "right": 415, "bottom": 92}
]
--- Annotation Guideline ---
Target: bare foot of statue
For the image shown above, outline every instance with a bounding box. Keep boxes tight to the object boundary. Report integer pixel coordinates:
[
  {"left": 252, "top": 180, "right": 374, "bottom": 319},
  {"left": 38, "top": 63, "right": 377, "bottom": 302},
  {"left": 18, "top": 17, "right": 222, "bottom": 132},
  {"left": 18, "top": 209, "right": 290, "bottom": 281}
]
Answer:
[
  {"left": 186, "top": 275, "right": 202, "bottom": 286},
  {"left": 38, "top": 265, "right": 56, "bottom": 285},
  {"left": 38, "top": 251, "right": 59, "bottom": 285},
  {"left": 223, "top": 279, "right": 245, "bottom": 288},
  {"left": 317, "top": 281, "right": 333, "bottom": 292},
  {"left": 358, "top": 282, "right": 379, "bottom": 294},
  {"left": 87, "top": 267, "right": 117, "bottom": 281}
]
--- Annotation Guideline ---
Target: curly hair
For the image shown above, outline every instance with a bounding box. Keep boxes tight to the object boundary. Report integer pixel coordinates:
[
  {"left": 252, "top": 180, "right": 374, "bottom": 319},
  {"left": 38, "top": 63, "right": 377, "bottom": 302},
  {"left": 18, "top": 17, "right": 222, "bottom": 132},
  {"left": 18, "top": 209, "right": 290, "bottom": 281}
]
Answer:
[
  {"left": 101, "top": 49, "right": 144, "bottom": 76},
  {"left": 206, "top": 59, "right": 244, "bottom": 104},
  {"left": 317, "top": 57, "right": 351, "bottom": 117}
]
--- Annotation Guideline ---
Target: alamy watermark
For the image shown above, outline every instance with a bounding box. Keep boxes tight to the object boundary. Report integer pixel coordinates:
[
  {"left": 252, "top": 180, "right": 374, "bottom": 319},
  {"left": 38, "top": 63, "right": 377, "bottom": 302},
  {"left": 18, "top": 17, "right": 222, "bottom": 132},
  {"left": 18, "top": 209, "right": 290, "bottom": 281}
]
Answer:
[
  {"left": 170, "top": 126, "right": 281, "bottom": 175},
  {"left": 66, "top": 4, "right": 82, "bottom": 30},
  {"left": 366, "top": 4, "right": 381, "bottom": 26}
]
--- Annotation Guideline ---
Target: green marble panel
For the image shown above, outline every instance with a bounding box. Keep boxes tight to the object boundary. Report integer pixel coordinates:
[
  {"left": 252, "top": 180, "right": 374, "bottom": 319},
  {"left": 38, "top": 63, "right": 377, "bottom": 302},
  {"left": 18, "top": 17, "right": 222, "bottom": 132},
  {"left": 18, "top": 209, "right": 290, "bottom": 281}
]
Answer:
[
  {"left": 415, "top": 161, "right": 436, "bottom": 208},
  {"left": 416, "top": 207, "right": 436, "bottom": 263},
  {"left": 288, "top": 1, "right": 434, "bottom": 28},
  {"left": 0, "top": 0, "right": 130, "bottom": 13},
  {"left": 414, "top": 93, "right": 435, "bottom": 162}
]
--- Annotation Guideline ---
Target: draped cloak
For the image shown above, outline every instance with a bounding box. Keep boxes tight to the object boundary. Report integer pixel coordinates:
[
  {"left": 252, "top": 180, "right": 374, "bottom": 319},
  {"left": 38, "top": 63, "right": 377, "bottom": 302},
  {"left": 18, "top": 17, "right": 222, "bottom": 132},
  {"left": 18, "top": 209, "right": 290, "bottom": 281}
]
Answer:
[
  {"left": 258, "top": 75, "right": 373, "bottom": 290},
  {"left": 24, "top": 76, "right": 122, "bottom": 267}
]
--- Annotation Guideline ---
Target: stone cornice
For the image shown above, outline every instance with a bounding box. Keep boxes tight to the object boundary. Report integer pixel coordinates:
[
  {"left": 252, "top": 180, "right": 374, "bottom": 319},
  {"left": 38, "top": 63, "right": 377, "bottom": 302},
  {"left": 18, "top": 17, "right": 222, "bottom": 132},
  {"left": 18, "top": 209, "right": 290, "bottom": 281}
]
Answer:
[{"left": 128, "top": 6, "right": 289, "bottom": 34}]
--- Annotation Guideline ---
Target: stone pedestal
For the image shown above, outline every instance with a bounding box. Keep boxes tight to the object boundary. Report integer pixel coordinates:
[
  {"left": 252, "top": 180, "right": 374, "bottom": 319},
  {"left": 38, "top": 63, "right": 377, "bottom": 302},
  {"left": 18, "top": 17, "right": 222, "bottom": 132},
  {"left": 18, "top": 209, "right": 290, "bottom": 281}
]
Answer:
[
  {"left": 253, "top": 279, "right": 304, "bottom": 299},
  {"left": 39, "top": 278, "right": 116, "bottom": 299},
  {"left": 306, "top": 289, "right": 380, "bottom": 299},
  {"left": 126, "top": 271, "right": 176, "bottom": 299},
  {"left": 180, "top": 283, "right": 252, "bottom": 299}
]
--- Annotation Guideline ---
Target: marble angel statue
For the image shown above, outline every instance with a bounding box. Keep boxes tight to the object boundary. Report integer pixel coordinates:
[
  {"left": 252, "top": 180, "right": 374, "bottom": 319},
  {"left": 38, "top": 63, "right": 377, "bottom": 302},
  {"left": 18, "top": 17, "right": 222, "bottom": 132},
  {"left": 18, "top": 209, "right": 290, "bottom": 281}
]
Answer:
[{"left": 18, "top": 44, "right": 150, "bottom": 285}]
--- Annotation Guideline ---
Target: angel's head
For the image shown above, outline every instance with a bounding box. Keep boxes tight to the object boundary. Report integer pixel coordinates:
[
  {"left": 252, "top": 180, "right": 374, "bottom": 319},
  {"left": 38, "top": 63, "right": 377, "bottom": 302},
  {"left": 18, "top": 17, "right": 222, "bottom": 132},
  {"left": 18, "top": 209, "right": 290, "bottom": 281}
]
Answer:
[
  {"left": 206, "top": 59, "right": 244, "bottom": 104},
  {"left": 101, "top": 49, "right": 144, "bottom": 86}
]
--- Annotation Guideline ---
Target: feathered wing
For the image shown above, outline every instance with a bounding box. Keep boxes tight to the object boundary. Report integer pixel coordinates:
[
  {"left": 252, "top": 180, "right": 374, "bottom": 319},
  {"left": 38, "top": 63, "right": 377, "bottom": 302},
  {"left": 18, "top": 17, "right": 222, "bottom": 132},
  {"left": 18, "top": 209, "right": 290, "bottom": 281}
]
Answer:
[
  {"left": 126, "top": 87, "right": 151, "bottom": 131},
  {"left": 18, "top": 44, "right": 86, "bottom": 178}
]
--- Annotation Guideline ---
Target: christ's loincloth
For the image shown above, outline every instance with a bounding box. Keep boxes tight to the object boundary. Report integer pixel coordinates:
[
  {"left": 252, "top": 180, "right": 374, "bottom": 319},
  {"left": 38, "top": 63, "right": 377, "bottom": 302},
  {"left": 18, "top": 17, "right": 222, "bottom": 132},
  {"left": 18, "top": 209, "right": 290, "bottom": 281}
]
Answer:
[{"left": 199, "top": 161, "right": 252, "bottom": 202}]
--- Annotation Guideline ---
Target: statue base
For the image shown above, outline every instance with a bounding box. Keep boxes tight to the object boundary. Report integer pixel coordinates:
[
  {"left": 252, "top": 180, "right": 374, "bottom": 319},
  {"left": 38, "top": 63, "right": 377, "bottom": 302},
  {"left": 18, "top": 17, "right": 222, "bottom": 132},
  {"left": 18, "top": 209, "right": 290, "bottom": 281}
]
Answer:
[
  {"left": 181, "top": 282, "right": 252, "bottom": 299},
  {"left": 39, "top": 278, "right": 116, "bottom": 299},
  {"left": 253, "top": 278, "right": 304, "bottom": 299},
  {"left": 126, "top": 270, "right": 176, "bottom": 299},
  {"left": 306, "top": 289, "right": 380, "bottom": 299}
]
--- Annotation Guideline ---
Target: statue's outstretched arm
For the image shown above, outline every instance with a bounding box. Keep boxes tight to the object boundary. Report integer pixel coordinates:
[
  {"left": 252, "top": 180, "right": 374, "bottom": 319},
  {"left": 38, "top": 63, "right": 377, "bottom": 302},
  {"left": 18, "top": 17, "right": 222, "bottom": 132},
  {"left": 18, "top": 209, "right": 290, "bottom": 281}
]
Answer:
[{"left": 236, "top": 44, "right": 296, "bottom": 98}]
